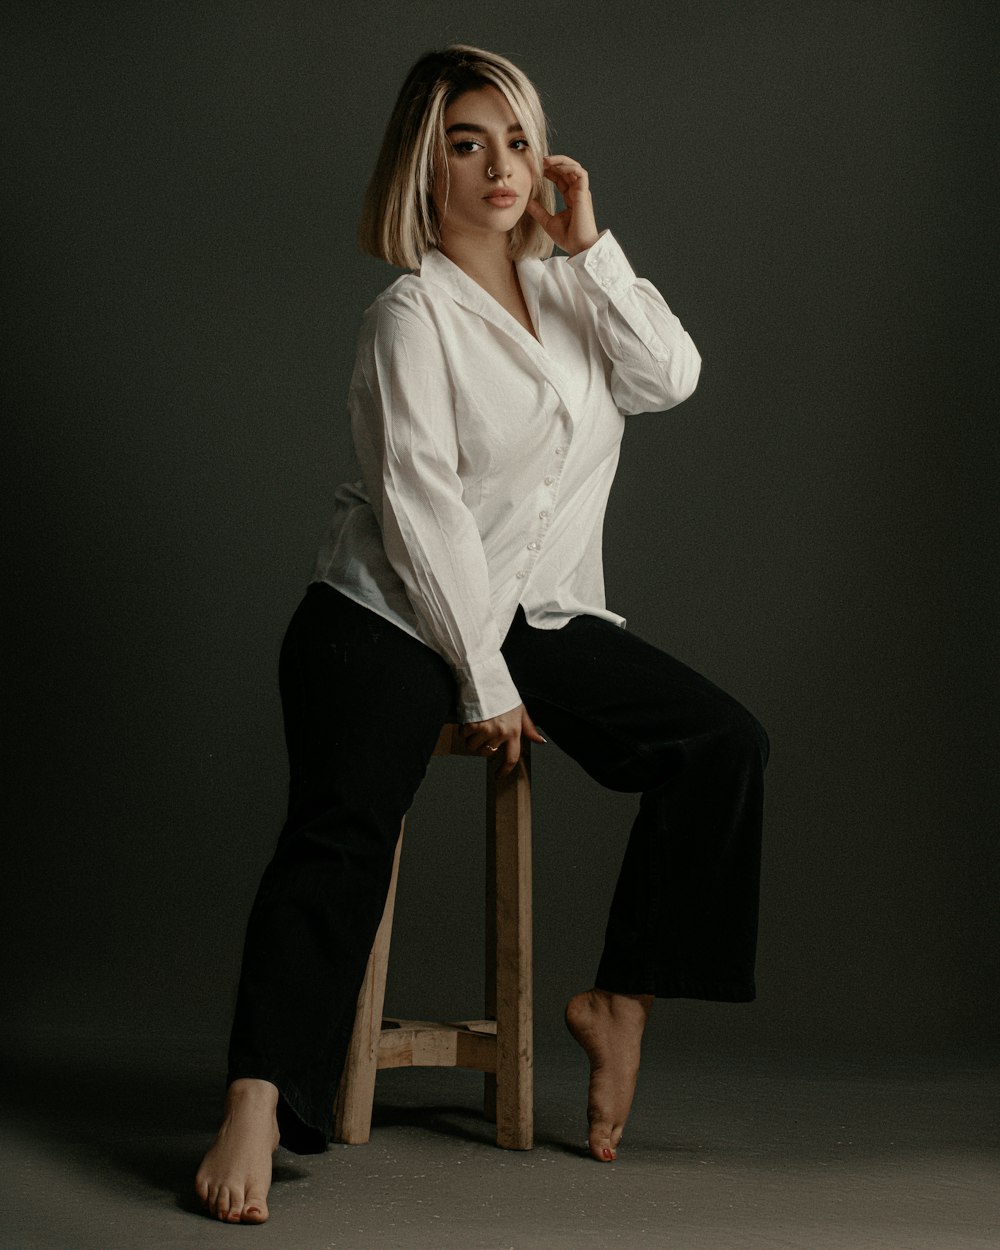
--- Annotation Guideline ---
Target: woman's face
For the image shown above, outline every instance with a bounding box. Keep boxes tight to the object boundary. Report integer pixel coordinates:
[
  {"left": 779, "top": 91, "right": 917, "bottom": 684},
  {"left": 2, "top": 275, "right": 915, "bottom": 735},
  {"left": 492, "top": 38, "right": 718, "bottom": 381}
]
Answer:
[{"left": 433, "top": 84, "right": 535, "bottom": 247}]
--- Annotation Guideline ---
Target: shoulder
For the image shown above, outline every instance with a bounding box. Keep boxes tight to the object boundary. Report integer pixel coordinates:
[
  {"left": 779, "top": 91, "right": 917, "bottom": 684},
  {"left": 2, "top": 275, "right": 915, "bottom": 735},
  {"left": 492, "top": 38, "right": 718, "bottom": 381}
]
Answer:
[
  {"left": 355, "top": 275, "right": 436, "bottom": 352},
  {"left": 361, "top": 270, "right": 445, "bottom": 333},
  {"left": 366, "top": 271, "right": 427, "bottom": 316},
  {"left": 354, "top": 272, "right": 451, "bottom": 373}
]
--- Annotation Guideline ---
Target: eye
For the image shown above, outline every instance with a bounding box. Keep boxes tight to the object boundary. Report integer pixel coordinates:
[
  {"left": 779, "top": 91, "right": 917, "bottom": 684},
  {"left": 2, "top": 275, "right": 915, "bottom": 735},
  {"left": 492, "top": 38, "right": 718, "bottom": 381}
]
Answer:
[
  {"left": 511, "top": 138, "right": 530, "bottom": 151},
  {"left": 450, "top": 139, "right": 484, "bottom": 155}
]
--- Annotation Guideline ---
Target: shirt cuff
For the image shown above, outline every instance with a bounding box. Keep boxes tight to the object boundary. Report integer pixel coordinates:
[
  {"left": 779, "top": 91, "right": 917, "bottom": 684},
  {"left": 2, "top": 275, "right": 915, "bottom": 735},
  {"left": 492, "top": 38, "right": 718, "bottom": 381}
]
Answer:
[
  {"left": 568, "top": 229, "right": 637, "bottom": 305},
  {"left": 455, "top": 651, "right": 522, "bottom": 723}
]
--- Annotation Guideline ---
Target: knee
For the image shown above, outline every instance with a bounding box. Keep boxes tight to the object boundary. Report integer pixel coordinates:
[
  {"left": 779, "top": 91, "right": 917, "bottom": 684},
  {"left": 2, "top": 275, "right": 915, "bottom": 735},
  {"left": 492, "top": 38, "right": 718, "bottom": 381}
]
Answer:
[
  {"left": 748, "top": 711, "right": 770, "bottom": 769},
  {"left": 717, "top": 701, "right": 769, "bottom": 771}
]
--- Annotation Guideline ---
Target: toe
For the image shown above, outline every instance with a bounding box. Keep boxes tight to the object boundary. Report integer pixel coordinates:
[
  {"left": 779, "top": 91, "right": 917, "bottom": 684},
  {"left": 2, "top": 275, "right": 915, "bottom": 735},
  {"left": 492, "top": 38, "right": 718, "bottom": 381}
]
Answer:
[
  {"left": 226, "top": 1187, "right": 245, "bottom": 1223},
  {"left": 589, "top": 1123, "right": 617, "bottom": 1162},
  {"left": 217, "top": 1185, "right": 238, "bottom": 1222},
  {"left": 243, "top": 1189, "right": 270, "bottom": 1224}
]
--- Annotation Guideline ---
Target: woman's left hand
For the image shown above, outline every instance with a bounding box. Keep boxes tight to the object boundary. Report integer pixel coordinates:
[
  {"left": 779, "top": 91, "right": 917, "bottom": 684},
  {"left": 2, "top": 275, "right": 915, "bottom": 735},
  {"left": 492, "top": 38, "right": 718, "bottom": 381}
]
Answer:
[
  {"left": 462, "top": 703, "right": 546, "bottom": 779},
  {"left": 526, "top": 154, "right": 600, "bottom": 256}
]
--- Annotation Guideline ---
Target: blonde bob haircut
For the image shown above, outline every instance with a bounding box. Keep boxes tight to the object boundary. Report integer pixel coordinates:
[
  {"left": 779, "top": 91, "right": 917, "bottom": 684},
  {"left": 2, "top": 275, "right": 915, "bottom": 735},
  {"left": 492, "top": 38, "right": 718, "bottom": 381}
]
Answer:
[{"left": 358, "top": 44, "right": 555, "bottom": 269}]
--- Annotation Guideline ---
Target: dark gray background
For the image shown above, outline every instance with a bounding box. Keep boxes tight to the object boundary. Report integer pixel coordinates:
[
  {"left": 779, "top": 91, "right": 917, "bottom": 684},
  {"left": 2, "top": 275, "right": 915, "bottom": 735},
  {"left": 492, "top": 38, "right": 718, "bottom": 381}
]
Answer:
[{"left": 3, "top": 0, "right": 997, "bottom": 1070}]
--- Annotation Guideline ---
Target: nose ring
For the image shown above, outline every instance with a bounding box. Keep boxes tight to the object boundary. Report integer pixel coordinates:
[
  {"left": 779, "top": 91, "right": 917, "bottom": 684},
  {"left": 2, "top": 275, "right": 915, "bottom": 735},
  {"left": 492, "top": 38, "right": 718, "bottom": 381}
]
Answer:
[{"left": 488, "top": 165, "right": 498, "bottom": 179}]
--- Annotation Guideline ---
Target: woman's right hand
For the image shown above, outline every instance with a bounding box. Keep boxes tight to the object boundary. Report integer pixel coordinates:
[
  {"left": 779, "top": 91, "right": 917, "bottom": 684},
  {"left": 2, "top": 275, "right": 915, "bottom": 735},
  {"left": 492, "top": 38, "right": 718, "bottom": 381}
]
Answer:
[{"left": 462, "top": 703, "right": 546, "bottom": 778}]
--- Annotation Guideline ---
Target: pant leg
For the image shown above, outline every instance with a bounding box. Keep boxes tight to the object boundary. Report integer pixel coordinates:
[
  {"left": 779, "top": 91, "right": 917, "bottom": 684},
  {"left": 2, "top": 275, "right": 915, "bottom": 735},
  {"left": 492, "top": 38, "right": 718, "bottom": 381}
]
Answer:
[
  {"left": 501, "top": 610, "right": 768, "bottom": 1002},
  {"left": 226, "top": 583, "right": 455, "bottom": 1151}
]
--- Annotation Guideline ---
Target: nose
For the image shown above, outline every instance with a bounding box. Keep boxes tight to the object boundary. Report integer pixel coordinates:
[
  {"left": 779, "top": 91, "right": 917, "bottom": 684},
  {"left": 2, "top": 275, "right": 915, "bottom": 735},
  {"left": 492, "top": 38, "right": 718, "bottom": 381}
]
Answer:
[{"left": 489, "top": 149, "right": 513, "bottom": 179}]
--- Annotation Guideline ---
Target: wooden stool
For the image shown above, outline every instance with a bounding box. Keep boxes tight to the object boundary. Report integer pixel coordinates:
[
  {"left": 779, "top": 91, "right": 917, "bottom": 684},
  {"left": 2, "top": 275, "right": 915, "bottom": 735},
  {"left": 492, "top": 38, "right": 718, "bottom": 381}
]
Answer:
[{"left": 333, "top": 724, "right": 533, "bottom": 1150}]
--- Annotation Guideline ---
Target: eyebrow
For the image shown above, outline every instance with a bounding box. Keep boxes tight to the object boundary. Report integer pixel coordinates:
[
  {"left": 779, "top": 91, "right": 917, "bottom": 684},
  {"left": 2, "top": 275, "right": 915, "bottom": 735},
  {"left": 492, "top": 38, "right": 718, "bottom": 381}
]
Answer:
[{"left": 444, "top": 121, "right": 526, "bottom": 135}]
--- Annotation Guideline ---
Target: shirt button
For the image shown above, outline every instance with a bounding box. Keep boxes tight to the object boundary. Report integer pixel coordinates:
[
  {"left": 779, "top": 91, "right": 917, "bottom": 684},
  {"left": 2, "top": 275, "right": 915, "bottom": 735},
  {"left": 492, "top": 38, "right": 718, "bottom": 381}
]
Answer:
[
  {"left": 555, "top": 446, "right": 566, "bottom": 456},
  {"left": 527, "top": 541, "right": 540, "bottom": 552},
  {"left": 515, "top": 570, "right": 526, "bottom": 579},
  {"left": 539, "top": 510, "right": 549, "bottom": 520},
  {"left": 544, "top": 476, "right": 555, "bottom": 486}
]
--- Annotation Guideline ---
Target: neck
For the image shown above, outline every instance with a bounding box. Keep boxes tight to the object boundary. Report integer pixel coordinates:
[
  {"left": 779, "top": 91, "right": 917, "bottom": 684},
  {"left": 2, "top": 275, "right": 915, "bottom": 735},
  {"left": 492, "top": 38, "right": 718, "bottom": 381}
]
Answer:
[{"left": 436, "top": 228, "right": 515, "bottom": 289}]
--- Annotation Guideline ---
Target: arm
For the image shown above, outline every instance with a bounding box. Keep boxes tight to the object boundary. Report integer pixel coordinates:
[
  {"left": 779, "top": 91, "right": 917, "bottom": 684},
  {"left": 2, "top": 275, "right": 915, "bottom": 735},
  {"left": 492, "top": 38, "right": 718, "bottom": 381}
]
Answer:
[
  {"left": 354, "top": 297, "right": 521, "bottom": 724},
  {"left": 569, "top": 229, "right": 702, "bottom": 415},
  {"left": 527, "top": 155, "right": 702, "bottom": 415}
]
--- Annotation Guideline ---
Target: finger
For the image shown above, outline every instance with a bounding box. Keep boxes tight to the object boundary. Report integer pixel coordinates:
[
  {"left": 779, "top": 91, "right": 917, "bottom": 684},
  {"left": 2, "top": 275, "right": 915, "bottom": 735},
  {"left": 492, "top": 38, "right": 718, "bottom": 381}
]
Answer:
[
  {"left": 526, "top": 198, "right": 566, "bottom": 246},
  {"left": 542, "top": 167, "right": 578, "bottom": 196},
  {"left": 544, "top": 155, "right": 586, "bottom": 169},
  {"left": 544, "top": 156, "right": 590, "bottom": 187},
  {"left": 498, "top": 733, "right": 521, "bottom": 779},
  {"left": 525, "top": 198, "right": 552, "bottom": 227},
  {"left": 555, "top": 173, "right": 591, "bottom": 200},
  {"left": 545, "top": 154, "right": 585, "bottom": 168},
  {"left": 463, "top": 729, "right": 491, "bottom": 753},
  {"left": 521, "top": 709, "right": 547, "bottom": 744},
  {"left": 540, "top": 159, "right": 573, "bottom": 190}
]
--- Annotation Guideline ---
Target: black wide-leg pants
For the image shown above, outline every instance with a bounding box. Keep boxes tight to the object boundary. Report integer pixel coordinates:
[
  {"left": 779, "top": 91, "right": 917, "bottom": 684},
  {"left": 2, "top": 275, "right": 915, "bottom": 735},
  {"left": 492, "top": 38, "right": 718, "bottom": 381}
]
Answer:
[{"left": 227, "top": 582, "right": 768, "bottom": 1152}]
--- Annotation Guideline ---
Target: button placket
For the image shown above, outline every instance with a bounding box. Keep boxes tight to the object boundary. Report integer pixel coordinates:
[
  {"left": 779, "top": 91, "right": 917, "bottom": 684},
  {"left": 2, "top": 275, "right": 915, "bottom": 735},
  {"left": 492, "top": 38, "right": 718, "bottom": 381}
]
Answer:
[
  {"left": 516, "top": 498, "right": 555, "bottom": 585},
  {"left": 516, "top": 405, "right": 572, "bottom": 587}
]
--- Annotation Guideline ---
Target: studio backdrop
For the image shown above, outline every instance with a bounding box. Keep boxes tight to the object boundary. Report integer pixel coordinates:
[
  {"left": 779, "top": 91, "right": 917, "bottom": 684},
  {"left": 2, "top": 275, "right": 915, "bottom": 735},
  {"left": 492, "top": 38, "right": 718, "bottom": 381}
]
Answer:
[{"left": 3, "top": 0, "right": 996, "bottom": 1061}]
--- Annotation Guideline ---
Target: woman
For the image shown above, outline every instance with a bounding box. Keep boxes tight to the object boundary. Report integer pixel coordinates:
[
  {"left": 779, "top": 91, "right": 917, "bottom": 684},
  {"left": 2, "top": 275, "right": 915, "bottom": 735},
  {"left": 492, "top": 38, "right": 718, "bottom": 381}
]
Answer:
[{"left": 196, "top": 43, "right": 767, "bottom": 1224}]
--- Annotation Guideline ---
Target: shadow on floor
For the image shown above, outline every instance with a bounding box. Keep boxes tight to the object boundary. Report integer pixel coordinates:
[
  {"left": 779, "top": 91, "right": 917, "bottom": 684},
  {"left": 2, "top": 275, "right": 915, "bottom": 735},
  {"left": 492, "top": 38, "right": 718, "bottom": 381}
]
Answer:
[
  {"left": 0, "top": 1033, "right": 308, "bottom": 1209},
  {"left": 369, "top": 1097, "right": 587, "bottom": 1156},
  {"left": 0, "top": 1031, "right": 591, "bottom": 1213}
]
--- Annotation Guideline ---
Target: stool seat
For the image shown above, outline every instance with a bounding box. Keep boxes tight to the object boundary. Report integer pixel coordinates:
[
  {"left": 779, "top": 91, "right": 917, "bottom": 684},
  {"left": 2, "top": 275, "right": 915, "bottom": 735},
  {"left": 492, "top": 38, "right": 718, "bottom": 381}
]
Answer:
[{"left": 333, "top": 723, "right": 533, "bottom": 1150}]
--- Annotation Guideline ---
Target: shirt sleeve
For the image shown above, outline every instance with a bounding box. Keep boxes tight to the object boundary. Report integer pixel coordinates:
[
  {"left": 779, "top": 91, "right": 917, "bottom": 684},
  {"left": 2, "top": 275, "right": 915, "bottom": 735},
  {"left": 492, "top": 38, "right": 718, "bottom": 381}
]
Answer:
[
  {"left": 568, "top": 229, "right": 702, "bottom": 415},
  {"left": 352, "top": 296, "right": 523, "bottom": 723}
]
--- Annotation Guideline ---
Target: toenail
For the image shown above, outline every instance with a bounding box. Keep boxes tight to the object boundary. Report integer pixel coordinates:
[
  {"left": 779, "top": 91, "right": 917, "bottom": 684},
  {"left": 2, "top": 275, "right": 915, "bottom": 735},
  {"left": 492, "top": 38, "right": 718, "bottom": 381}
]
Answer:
[{"left": 602, "top": 1147, "right": 614, "bottom": 1160}]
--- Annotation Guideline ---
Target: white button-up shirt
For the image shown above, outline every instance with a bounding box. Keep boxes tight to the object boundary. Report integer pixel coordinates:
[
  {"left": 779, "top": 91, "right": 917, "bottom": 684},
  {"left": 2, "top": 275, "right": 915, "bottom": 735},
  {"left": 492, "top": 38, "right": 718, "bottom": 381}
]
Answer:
[{"left": 314, "top": 230, "right": 701, "bottom": 722}]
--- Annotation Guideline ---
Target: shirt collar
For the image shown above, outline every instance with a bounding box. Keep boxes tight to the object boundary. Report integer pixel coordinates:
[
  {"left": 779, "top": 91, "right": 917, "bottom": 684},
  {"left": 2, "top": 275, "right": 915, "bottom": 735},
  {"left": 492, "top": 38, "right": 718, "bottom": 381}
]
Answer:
[
  {"left": 415, "top": 249, "right": 575, "bottom": 412},
  {"left": 417, "top": 248, "right": 543, "bottom": 350}
]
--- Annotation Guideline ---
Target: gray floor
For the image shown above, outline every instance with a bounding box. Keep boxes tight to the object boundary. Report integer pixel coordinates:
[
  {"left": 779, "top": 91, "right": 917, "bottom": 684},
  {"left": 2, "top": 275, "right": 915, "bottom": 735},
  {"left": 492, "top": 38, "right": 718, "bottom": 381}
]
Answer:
[{"left": 2, "top": 1030, "right": 997, "bottom": 1250}]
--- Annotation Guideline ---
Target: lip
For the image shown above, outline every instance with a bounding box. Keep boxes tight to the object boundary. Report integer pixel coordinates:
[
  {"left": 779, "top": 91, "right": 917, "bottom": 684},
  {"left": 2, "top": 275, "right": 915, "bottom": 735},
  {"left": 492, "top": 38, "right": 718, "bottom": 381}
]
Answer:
[{"left": 483, "top": 191, "right": 518, "bottom": 207}]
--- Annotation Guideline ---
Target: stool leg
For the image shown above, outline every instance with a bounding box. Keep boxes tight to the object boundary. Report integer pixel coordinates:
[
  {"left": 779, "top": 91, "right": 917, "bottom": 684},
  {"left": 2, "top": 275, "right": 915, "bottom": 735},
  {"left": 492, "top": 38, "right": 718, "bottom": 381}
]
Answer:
[
  {"left": 484, "top": 815, "right": 497, "bottom": 1126},
  {"left": 487, "top": 749, "right": 533, "bottom": 1150},
  {"left": 334, "top": 822, "right": 404, "bottom": 1144}
]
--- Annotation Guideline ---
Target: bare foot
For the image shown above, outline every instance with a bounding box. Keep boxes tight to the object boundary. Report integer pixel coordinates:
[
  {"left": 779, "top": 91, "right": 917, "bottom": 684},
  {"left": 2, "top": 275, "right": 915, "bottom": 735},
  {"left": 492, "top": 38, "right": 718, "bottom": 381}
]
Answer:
[
  {"left": 565, "top": 989, "right": 653, "bottom": 1162},
  {"left": 194, "top": 1078, "right": 280, "bottom": 1223}
]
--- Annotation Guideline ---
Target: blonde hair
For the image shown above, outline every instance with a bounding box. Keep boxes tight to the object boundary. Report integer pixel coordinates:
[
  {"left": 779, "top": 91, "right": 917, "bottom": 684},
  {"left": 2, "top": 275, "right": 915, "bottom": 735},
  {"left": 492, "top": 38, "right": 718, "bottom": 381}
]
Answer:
[{"left": 358, "top": 44, "right": 555, "bottom": 269}]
